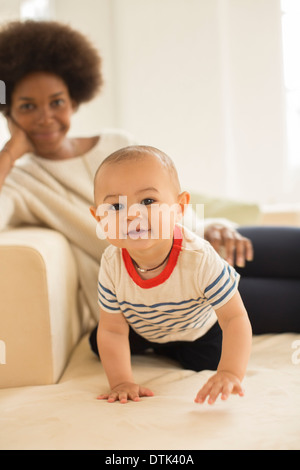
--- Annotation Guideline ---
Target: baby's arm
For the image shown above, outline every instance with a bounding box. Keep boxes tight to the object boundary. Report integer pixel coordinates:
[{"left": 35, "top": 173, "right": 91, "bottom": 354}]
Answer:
[
  {"left": 195, "top": 291, "right": 252, "bottom": 404},
  {"left": 96, "top": 308, "right": 154, "bottom": 403}
]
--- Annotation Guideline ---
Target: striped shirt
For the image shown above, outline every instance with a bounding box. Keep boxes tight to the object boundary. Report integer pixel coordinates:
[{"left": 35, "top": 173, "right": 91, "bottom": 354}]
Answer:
[{"left": 97, "top": 225, "right": 240, "bottom": 343}]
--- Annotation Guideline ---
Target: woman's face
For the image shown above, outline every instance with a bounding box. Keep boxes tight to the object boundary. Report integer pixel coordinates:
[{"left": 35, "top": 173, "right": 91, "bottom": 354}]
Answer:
[{"left": 10, "top": 71, "right": 76, "bottom": 157}]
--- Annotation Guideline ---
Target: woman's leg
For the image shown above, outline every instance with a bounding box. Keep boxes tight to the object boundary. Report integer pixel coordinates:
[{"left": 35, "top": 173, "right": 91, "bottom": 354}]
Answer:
[{"left": 237, "top": 226, "right": 300, "bottom": 334}]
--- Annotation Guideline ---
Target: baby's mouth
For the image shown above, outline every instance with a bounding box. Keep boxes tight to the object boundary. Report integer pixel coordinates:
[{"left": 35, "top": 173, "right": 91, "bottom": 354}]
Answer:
[{"left": 127, "top": 227, "right": 150, "bottom": 239}]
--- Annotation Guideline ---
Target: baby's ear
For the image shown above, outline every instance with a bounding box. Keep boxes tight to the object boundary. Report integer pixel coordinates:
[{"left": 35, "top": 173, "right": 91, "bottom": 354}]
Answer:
[
  {"left": 90, "top": 206, "right": 100, "bottom": 222},
  {"left": 176, "top": 191, "right": 190, "bottom": 220}
]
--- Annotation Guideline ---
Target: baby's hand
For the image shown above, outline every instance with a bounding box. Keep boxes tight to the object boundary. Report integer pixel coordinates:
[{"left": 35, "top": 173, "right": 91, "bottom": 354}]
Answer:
[
  {"left": 194, "top": 371, "right": 244, "bottom": 405},
  {"left": 97, "top": 381, "right": 154, "bottom": 404}
]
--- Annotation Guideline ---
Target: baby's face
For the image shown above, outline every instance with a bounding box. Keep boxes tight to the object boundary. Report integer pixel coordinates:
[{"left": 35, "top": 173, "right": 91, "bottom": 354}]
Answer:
[{"left": 91, "top": 154, "right": 188, "bottom": 250}]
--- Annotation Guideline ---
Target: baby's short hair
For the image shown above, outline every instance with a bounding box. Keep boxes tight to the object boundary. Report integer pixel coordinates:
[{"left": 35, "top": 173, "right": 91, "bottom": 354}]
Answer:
[{"left": 94, "top": 145, "right": 181, "bottom": 197}]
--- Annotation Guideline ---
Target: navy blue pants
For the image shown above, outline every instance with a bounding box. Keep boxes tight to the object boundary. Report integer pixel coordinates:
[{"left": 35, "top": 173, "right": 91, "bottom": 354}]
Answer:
[
  {"left": 89, "top": 321, "right": 222, "bottom": 372},
  {"left": 237, "top": 226, "right": 300, "bottom": 334}
]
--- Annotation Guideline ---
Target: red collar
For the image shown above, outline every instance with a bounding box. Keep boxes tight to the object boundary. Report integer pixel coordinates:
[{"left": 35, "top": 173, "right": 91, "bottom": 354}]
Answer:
[{"left": 122, "top": 225, "right": 183, "bottom": 289}]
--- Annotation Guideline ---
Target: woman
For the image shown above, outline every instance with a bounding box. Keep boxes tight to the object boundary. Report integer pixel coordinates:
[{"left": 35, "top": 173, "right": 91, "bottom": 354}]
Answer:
[{"left": 0, "top": 20, "right": 299, "bottom": 335}]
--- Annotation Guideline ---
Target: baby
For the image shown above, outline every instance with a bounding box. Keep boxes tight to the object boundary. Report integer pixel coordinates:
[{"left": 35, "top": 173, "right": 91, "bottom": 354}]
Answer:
[{"left": 90, "top": 145, "right": 252, "bottom": 404}]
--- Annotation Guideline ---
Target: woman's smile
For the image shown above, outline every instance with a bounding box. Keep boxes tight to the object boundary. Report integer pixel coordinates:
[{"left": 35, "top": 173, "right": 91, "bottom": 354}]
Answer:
[{"left": 31, "top": 129, "right": 63, "bottom": 142}]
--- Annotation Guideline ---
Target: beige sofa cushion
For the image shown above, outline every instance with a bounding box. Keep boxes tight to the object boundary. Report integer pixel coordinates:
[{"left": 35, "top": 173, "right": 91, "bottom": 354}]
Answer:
[
  {"left": 0, "top": 228, "right": 80, "bottom": 388},
  {"left": 261, "top": 203, "right": 300, "bottom": 226},
  {"left": 189, "top": 192, "right": 262, "bottom": 226}
]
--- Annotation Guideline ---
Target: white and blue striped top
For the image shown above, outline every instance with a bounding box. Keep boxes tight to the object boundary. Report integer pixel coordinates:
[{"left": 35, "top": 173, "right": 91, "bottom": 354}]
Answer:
[{"left": 97, "top": 226, "right": 240, "bottom": 343}]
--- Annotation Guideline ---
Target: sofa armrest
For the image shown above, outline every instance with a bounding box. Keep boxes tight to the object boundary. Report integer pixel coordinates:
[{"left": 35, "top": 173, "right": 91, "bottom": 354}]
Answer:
[{"left": 0, "top": 227, "right": 81, "bottom": 388}]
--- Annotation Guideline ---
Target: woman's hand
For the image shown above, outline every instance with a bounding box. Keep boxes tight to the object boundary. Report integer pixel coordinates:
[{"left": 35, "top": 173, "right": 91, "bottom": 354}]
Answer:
[
  {"left": 204, "top": 223, "right": 253, "bottom": 267},
  {"left": 194, "top": 371, "right": 244, "bottom": 405},
  {"left": 97, "top": 381, "right": 154, "bottom": 404},
  {"left": 5, "top": 116, "right": 35, "bottom": 161},
  {"left": 0, "top": 116, "right": 35, "bottom": 189}
]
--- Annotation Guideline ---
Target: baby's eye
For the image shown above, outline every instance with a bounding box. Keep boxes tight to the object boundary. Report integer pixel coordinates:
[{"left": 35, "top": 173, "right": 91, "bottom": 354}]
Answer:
[
  {"left": 141, "top": 198, "right": 155, "bottom": 206},
  {"left": 109, "top": 203, "right": 125, "bottom": 211}
]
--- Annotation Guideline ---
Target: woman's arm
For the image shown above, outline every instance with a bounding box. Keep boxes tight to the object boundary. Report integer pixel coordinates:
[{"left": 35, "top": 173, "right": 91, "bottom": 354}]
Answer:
[{"left": 0, "top": 147, "right": 14, "bottom": 189}]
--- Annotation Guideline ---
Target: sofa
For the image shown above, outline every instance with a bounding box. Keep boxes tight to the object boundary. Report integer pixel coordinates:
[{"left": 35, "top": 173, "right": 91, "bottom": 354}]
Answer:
[{"left": 1, "top": 198, "right": 300, "bottom": 451}]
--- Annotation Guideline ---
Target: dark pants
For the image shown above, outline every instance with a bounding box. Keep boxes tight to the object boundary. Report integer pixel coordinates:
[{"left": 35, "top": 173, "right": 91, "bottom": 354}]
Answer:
[
  {"left": 237, "top": 226, "right": 300, "bottom": 334},
  {"left": 89, "top": 321, "right": 222, "bottom": 372}
]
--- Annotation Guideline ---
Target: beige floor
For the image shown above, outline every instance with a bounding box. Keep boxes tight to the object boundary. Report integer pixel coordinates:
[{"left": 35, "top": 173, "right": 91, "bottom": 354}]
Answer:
[{"left": 1, "top": 332, "right": 299, "bottom": 450}]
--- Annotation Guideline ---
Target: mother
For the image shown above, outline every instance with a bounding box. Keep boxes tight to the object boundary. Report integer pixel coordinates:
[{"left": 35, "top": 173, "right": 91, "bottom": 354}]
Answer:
[{"left": 0, "top": 20, "right": 299, "bottom": 335}]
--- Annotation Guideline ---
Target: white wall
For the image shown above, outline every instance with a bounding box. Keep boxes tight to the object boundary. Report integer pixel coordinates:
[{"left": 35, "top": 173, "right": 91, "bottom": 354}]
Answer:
[
  {"left": 0, "top": 0, "right": 290, "bottom": 204},
  {"left": 54, "top": 0, "right": 288, "bottom": 203},
  {"left": 54, "top": 0, "right": 117, "bottom": 134},
  {"left": 111, "top": 0, "right": 227, "bottom": 198},
  {"left": 0, "top": 0, "right": 21, "bottom": 146},
  {"left": 222, "top": 0, "right": 287, "bottom": 203}
]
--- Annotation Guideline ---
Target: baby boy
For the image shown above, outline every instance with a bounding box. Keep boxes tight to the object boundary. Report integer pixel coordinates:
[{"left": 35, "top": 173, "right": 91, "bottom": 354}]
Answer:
[{"left": 90, "top": 145, "right": 252, "bottom": 404}]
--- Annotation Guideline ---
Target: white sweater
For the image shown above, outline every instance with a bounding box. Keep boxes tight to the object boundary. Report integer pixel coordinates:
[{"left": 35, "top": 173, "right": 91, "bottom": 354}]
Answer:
[{"left": 0, "top": 129, "right": 136, "bottom": 328}]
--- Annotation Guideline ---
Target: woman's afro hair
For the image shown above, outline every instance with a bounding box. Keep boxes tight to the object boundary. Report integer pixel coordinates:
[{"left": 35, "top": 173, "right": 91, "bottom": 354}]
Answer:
[{"left": 0, "top": 20, "right": 103, "bottom": 113}]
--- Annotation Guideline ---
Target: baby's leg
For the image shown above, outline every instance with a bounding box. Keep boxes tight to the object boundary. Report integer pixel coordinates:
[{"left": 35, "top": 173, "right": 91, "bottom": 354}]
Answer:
[
  {"left": 89, "top": 324, "right": 156, "bottom": 357},
  {"left": 153, "top": 322, "right": 222, "bottom": 372}
]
